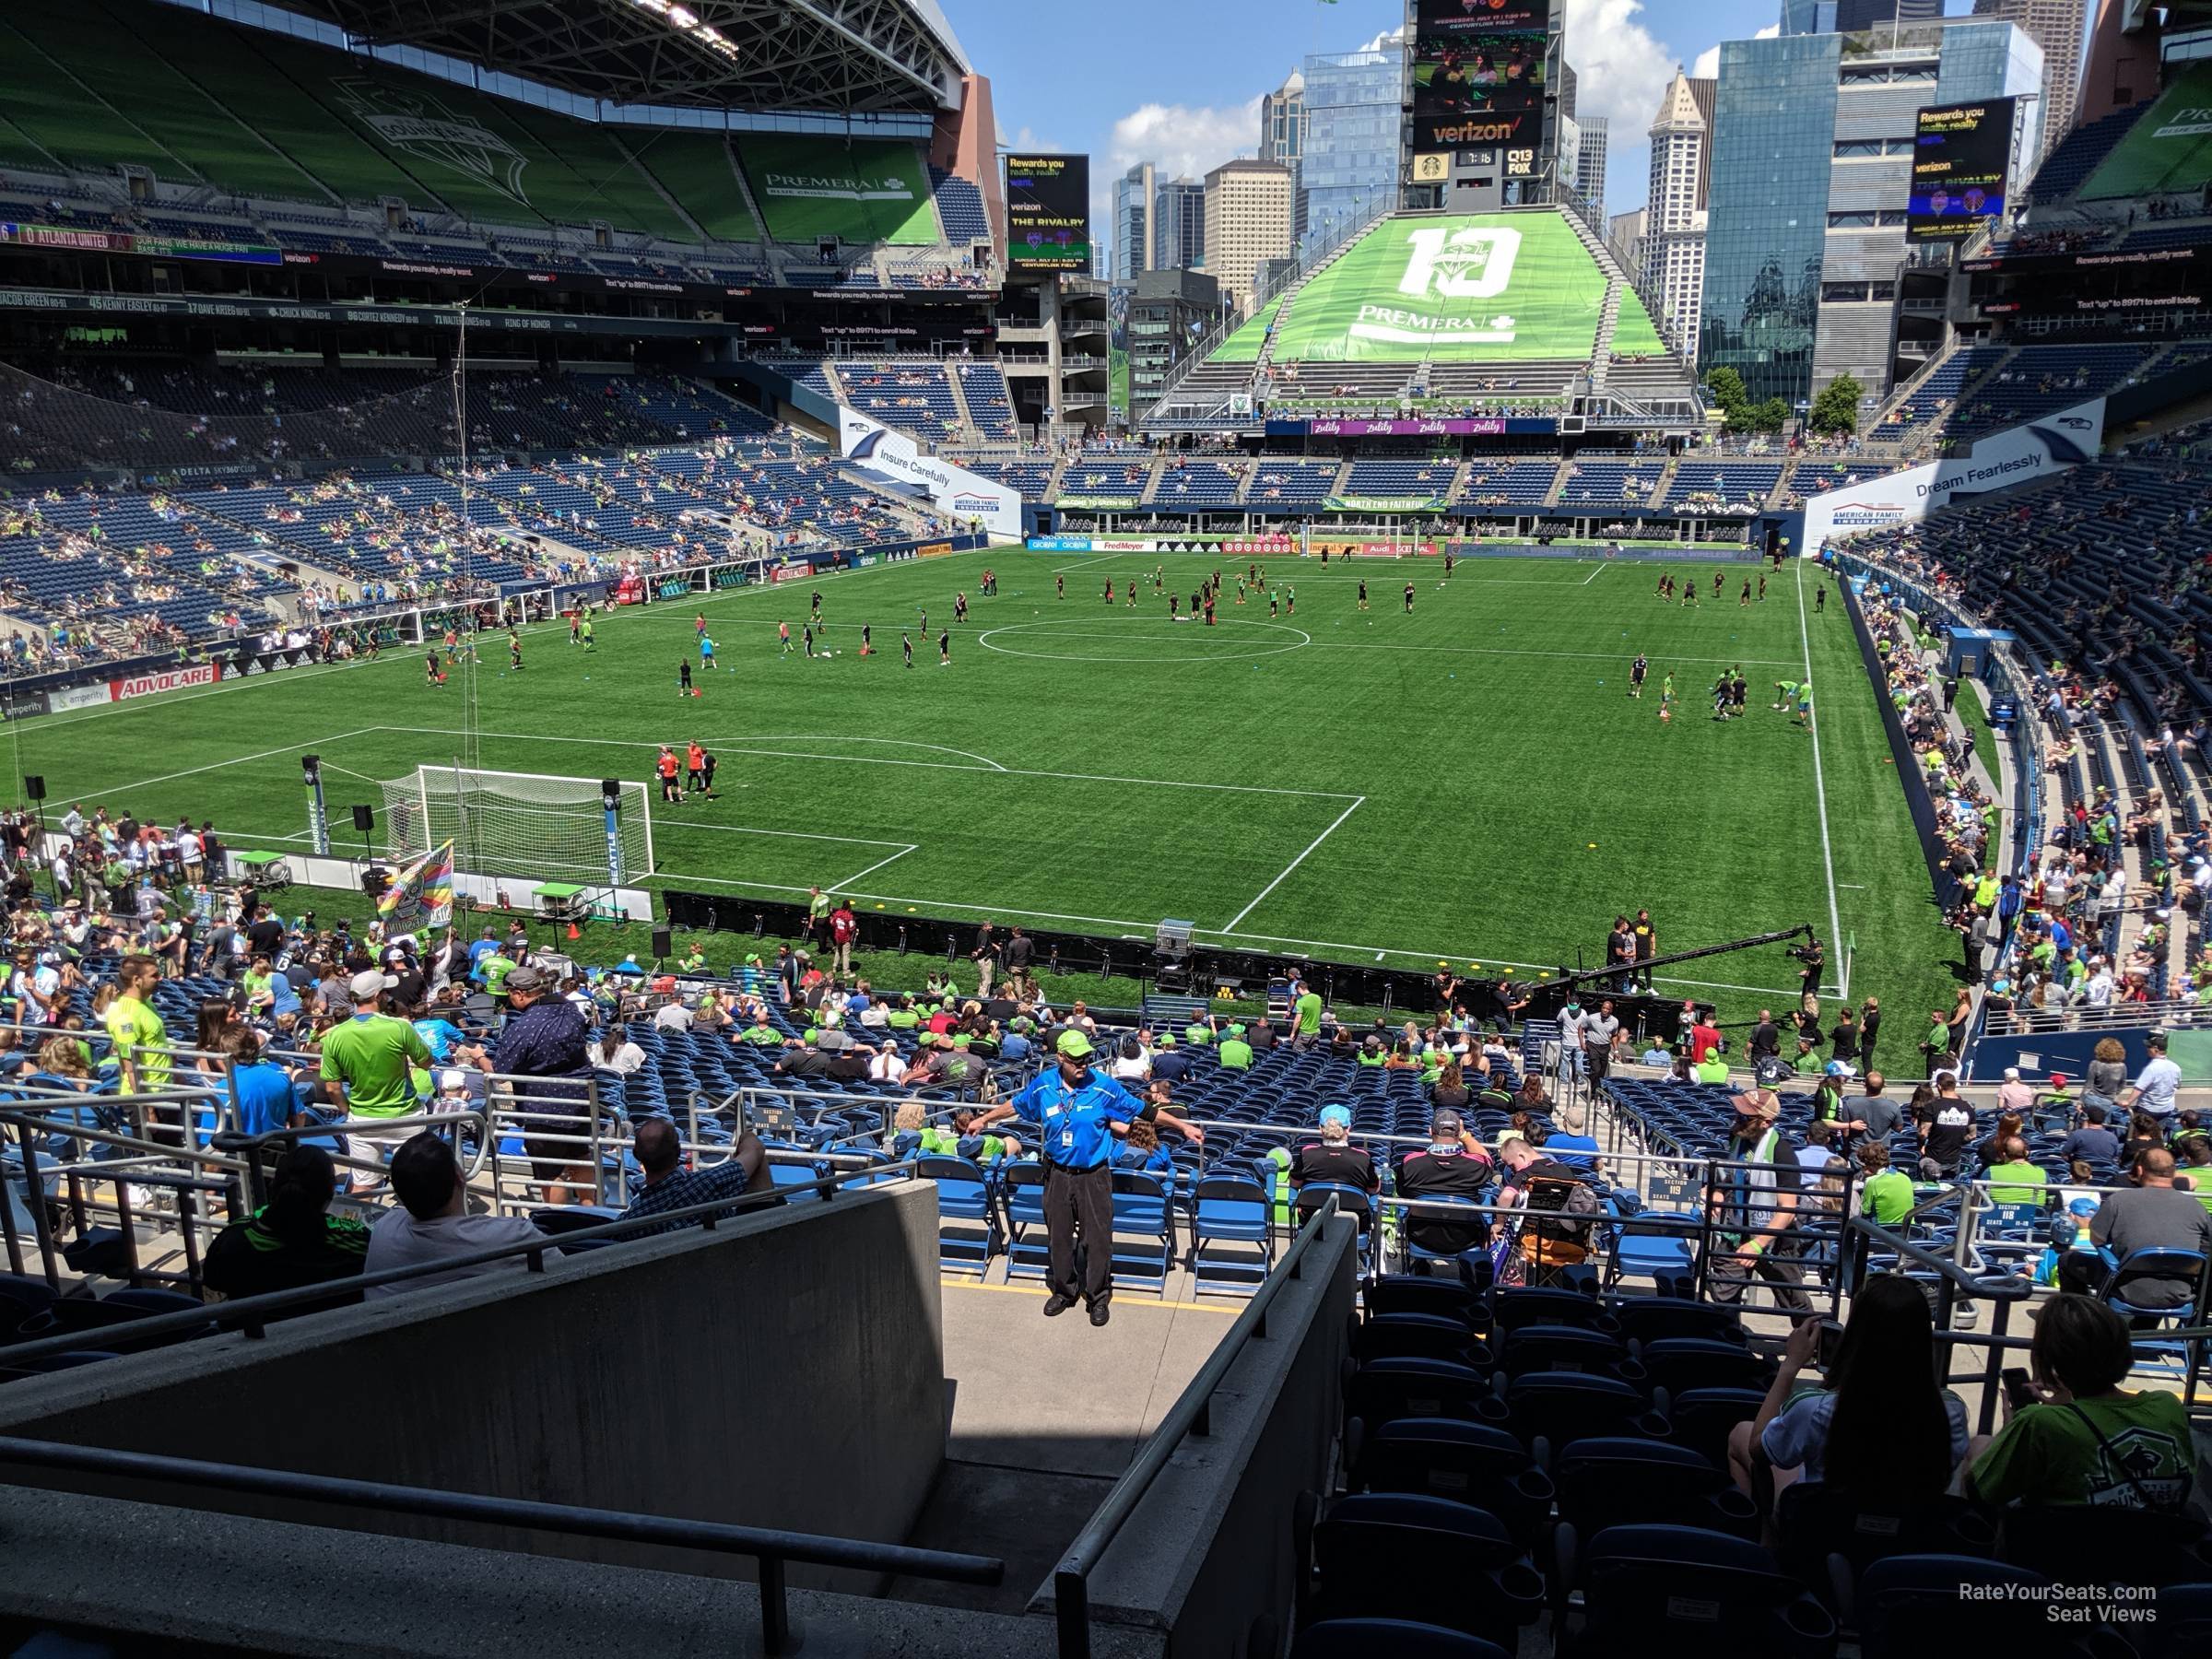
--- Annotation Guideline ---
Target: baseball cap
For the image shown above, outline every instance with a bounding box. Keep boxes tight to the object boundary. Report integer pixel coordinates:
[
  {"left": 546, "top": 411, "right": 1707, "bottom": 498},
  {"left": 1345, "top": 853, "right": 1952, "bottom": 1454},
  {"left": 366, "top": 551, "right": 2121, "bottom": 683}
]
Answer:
[
  {"left": 1318, "top": 1104, "right": 1351, "bottom": 1129},
  {"left": 1056, "top": 1030, "right": 1094, "bottom": 1059},
  {"left": 505, "top": 966, "right": 547, "bottom": 994},
  {"left": 1431, "top": 1108, "right": 1465, "bottom": 1137},
  {"left": 1228, "top": 1023, "right": 1246, "bottom": 1037},
  {"left": 2050, "top": 1072, "right": 2069, "bottom": 1088},
  {"left": 1156, "top": 1031, "right": 1176, "bottom": 1047},
  {"left": 348, "top": 970, "right": 395, "bottom": 999},
  {"left": 1824, "top": 1060, "right": 1856, "bottom": 1078}
]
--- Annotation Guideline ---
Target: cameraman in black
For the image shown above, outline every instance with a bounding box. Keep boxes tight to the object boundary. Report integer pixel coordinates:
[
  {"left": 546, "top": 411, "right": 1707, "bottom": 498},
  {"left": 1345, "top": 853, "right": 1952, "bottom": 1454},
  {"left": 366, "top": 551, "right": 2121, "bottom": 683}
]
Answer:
[{"left": 1789, "top": 935, "right": 1825, "bottom": 999}]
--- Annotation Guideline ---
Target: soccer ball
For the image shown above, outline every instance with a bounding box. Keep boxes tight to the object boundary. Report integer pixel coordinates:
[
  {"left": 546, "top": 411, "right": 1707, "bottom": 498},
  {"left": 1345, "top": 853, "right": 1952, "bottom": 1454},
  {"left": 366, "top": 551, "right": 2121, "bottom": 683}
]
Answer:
[{"left": 1659, "top": 707, "right": 1672, "bottom": 723}]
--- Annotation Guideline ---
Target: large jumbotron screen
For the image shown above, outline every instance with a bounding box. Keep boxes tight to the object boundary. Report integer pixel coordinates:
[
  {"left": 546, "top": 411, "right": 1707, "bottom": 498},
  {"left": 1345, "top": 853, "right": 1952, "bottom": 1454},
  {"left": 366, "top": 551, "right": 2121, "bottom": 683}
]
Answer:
[
  {"left": 1410, "top": 0, "right": 1552, "bottom": 151},
  {"left": 1908, "top": 100, "right": 2015, "bottom": 242},
  {"left": 1004, "top": 153, "right": 1092, "bottom": 271}
]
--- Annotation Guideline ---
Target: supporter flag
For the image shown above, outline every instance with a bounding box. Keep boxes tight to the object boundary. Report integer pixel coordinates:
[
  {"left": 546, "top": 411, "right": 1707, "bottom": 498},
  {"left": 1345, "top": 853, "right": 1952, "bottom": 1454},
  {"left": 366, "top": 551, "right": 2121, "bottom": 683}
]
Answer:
[{"left": 379, "top": 840, "right": 455, "bottom": 932}]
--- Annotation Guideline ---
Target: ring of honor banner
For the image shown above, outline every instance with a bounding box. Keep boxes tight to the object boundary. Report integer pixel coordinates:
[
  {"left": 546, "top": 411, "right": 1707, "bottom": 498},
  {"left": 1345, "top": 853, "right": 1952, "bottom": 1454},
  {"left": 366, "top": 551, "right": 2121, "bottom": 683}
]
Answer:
[
  {"left": 1909, "top": 100, "right": 2016, "bottom": 241},
  {"left": 1004, "top": 154, "right": 1092, "bottom": 272},
  {"left": 1413, "top": 0, "right": 1553, "bottom": 151}
]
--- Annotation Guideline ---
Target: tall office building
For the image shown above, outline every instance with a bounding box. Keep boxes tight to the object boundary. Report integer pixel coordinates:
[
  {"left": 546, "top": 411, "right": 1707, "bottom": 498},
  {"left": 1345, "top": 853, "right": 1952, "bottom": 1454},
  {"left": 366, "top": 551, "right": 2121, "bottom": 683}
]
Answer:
[
  {"left": 1782, "top": 0, "right": 1943, "bottom": 31},
  {"left": 1644, "top": 72, "right": 1714, "bottom": 350},
  {"left": 1261, "top": 69, "right": 1308, "bottom": 168},
  {"left": 1203, "top": 158, "right": 1295, "bottom": 316},
  {"left": 1611, "top": 206, "right": 1650, "bottom": 276},
  {"left": 1127, "top": 267, "right": 1221, "bottom": 410},
  {"left": 1112, "top": 161, "right": 1155, "bottom": 284},
  {"left": 1701, "top": 18, "right": 2044, "bottom": 406},
  {"left": 1575, "top": 115, "right": 1609, "bottom": 207},
  {"left": 1298, "top": 44, "right": 1402, "bottom": 259},
  {"left": 1971, "top": 0, "right": 2087, "bottom": 157},
  {"left": 1152, "top": 178, "right": 1206, "bottom": 272}
]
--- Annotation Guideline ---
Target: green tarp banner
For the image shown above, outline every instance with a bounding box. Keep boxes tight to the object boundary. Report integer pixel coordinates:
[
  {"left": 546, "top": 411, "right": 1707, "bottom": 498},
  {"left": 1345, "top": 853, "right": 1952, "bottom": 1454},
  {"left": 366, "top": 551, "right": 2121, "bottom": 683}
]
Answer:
[
  {"left": 2082, "top": 63, "right": 2212, "bottom": 202},
  {"left": 1254, "top": 212, "right": 1665, "bottom": 364},
  {"left": 737, "top": 135, "right": 937, "bottom": 244},
  {"left": 1209, "top": 295, "right": 1282, "bottom": 364}
]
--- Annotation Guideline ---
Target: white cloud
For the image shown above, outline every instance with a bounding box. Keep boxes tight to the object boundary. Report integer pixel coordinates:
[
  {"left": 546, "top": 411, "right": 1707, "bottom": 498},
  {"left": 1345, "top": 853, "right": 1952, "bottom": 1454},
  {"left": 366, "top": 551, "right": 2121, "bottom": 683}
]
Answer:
[
  {"left": 1358, "top": 24, "right": 1408, "bottom": 53},
  {"left": 1692, "top": 25, "right": 1777, "bottom": 83},
  {"left": 1558, "top": 0, "right": 1678, "bottom": 134},
  {"left": 1106, "top": 97, "right": 1265, "bottom": 183},
  {"left": 1011, "top": 125, "right": 1056, "bottom": 153}
]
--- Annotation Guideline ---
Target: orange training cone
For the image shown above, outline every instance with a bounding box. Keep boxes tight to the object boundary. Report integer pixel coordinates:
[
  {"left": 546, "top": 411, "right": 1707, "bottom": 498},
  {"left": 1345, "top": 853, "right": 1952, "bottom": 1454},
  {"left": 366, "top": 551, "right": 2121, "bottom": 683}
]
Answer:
[{"left": 566, "top": 923, "right": 581, "bottom": 940}]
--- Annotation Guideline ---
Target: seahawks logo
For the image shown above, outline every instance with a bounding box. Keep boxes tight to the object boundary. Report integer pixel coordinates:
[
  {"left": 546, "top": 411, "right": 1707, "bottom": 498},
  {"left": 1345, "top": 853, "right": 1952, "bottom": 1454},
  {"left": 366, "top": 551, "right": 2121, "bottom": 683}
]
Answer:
[{"left": 333, "top": 77, "right": 530, "bottom": 206}]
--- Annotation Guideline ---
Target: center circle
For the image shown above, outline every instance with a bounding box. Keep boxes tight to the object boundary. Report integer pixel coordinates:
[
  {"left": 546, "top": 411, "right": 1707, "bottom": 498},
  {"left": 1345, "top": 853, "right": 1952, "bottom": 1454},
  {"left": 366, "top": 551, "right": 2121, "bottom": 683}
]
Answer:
[{"left": 976, "top": 617, "right": 1312, "bottom": 665}]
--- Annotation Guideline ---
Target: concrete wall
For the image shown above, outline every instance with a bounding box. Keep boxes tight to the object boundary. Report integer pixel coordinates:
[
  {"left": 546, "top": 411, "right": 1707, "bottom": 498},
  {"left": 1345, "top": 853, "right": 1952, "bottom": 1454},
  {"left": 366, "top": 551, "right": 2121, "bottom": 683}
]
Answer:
[
  {"left": 1065, "top": 1214, "right": 1359, "bottom": 1657},
  {"left": 0, "top": 1183, "right": 946, "bottom": 1594}
]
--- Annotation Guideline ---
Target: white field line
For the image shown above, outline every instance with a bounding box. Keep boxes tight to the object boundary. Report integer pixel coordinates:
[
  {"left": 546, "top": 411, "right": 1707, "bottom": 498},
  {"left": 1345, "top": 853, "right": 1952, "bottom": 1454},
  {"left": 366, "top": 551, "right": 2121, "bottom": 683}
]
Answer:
[
  {"left": 1220, "top": 796, "right": 1367, "bottom": 933},
  {"left": 1796, "top": 561, "right": 1847, "bottom": 994},
  {"left": 829, "top": 844, "right": 919, "bottom": 889},
  {"left": 89, "top": 727, "right": 383, "bottom": 798},
  {"left": 375, "top": 726, "right": 1360, "bottom": 802}
]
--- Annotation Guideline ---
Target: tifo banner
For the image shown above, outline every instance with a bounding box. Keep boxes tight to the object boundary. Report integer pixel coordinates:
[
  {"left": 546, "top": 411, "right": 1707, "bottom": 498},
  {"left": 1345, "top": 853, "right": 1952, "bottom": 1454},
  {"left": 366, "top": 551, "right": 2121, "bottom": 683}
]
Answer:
[
  {"left": 111, "top": 663, "right": 218, "bottom": 702},
  {"left": 1256, "top": 213, "right": 1666, "bottom": 365},
  {"left": 1804, "top": 396, "right": 2105, "bottom": 552},
  {"left": 378, "top": 840, "right": 455, "bottom": 934},
  {"left": 2081, "top": 60, "right": 2212, "bottom": 201},
  {"left": 835, "top": 407, "right": 1021, "bottom": 537}
]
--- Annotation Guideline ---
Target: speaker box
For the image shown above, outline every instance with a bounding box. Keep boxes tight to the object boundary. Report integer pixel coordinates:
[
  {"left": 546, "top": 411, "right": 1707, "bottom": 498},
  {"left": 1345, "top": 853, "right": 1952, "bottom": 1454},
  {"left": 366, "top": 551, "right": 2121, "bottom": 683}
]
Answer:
[
  {"left": 22, "top": 775, "right": 43, "bottom": 802},
  {"left": 351, "top": 805, "right": 374, "bottom": 832},
  {"left": 652, "top": 926, "right": 673, "bottom": 959}
]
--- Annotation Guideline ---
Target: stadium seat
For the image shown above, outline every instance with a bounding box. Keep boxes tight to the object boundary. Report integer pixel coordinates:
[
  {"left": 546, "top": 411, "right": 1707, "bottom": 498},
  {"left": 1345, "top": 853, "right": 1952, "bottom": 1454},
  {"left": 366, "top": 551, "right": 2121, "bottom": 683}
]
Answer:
[
  {"left": 1108, "top": 1171, "right": 1175, "bottom": 1294},
  {"left": 1290, "top": 1620, "right": 1509, "bottom": 1659},
  {"left": 918, "top": 1155, "right": 1000, "bottom": 1276},
  {"left": 1559, "top": 1524, "right": 1838, "bottom": 1656},
  {"left": 1188, "top": 1174, "right": 1272, "bottom": 1296},
  {"left": 1552, "top": 1437, "right": 1759, "bottom": 1540},
  {"left": 1300, "top": 1493, "right": 1546, "bottom": 1650}
]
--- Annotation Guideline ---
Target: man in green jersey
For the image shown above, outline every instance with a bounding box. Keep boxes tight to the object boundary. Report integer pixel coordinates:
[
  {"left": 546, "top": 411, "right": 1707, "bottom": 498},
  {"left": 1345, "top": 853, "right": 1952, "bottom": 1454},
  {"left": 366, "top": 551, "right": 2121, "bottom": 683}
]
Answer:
[{"left": 321, "top": 969, "right": 433, "bottom": 1191}]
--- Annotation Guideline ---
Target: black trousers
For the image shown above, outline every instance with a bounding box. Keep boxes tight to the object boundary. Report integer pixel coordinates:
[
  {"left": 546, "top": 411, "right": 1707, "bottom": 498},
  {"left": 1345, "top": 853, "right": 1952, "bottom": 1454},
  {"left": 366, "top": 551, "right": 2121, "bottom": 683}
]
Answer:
[
  {"left": 1043, "top": 1163, "right": 1113, "bottom": 1308},
  {"left": 1710, "top": 1223, "right": 1812, "bottom": 1314}
]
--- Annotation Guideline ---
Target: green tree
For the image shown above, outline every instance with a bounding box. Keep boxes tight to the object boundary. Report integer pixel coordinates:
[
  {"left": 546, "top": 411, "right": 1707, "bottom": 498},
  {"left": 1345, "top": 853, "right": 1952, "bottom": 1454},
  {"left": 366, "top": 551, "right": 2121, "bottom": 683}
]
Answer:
[
  {"left": 1750, "top": 396, "right": 1791, "bottom": 434},
  {"left": 1809, "top": 373, "right": 1864, "bottom": 437},
  {"left": 1703, "top": 366, "right": 1750, "bottom": 426}
]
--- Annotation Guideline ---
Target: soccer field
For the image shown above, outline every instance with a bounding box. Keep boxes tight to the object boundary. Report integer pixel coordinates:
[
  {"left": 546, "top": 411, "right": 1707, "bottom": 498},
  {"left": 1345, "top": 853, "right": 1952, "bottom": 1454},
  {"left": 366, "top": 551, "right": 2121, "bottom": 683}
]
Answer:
[{"left": 15, "top": 548, "right": 1963, "bottom": 1026}]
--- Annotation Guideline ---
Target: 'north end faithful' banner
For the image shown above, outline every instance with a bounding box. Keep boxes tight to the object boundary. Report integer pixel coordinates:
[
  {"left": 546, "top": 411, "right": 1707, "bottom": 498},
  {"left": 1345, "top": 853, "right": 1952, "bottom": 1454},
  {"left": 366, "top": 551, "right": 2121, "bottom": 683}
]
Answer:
[
  {"left": 1004, "top": 154, "right": 1092, "bottom": 272},
  {"left": 1909, "top": 100, "right": 2016, "bottom": 242}
]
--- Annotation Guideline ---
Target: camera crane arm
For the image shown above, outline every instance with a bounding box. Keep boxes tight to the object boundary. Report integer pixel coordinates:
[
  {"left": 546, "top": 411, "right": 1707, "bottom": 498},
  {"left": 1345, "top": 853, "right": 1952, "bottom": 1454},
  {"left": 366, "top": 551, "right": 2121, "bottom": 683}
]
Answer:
[{"left": 1549, "top": 924, "right": 1818, "bottom": 994}]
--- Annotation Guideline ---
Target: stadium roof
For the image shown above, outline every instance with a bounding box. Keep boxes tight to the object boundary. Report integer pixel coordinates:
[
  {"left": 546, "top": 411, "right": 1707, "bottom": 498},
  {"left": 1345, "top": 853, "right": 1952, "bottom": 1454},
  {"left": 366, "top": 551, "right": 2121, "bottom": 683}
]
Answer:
[{"left": 276, "top": 0, "right": 971, "bottom": 113}]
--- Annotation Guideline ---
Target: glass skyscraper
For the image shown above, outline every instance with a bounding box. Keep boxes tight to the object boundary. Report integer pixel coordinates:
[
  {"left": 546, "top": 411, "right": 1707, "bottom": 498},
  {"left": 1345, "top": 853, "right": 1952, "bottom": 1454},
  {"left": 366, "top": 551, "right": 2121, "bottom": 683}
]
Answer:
[
  {"left": 1152, "top": 179, "right": 1206, "bottom": 272},
  {"left": 1701, "top": 19, "right": 2041, "bottom": 408},
  {"left": 1298, "top": 46, "right": 1403, "bottom": 260}
]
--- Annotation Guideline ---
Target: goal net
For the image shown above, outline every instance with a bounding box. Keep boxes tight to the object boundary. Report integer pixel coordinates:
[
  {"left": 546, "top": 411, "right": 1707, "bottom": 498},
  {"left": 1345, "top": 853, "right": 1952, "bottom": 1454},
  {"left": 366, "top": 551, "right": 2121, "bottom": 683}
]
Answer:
[{"left": 378, "top": 767, "right": 654, "bottom": 880}]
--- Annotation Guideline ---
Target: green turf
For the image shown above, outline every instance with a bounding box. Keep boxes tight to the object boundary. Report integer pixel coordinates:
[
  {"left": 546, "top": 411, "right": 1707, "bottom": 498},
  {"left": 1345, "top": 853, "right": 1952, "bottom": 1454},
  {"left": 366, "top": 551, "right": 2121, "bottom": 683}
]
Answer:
[{"left": 9, "top": 551, "right": 1963, "bottom": 1033}]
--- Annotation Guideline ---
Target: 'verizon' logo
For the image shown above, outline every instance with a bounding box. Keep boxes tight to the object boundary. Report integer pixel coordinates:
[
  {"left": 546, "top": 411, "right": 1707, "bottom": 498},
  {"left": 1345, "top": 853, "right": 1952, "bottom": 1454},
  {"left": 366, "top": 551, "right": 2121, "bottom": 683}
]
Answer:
[
  {"left": 333, "top": 78, "right": 529, "bottom": 204},
  {"left": 762, "top": 171, "right": 915, "bottom": 203}
]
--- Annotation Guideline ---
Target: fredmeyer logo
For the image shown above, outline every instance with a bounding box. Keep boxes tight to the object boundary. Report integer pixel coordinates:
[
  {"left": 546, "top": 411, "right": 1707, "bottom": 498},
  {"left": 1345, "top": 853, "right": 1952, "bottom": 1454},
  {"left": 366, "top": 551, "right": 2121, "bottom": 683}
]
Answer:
[
  {"left": 1352, "top": 226, "right": 1522, "bottom": 347},
  {"left": 332, "top": 78, "right": 529, "bottom": 205}
]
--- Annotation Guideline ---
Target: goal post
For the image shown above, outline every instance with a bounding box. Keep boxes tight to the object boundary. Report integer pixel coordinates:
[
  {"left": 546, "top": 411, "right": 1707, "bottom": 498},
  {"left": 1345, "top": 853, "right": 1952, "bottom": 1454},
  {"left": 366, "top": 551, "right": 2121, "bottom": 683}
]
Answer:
[{"left": 377, "top": 766, "right": 653, "bottom": 880}]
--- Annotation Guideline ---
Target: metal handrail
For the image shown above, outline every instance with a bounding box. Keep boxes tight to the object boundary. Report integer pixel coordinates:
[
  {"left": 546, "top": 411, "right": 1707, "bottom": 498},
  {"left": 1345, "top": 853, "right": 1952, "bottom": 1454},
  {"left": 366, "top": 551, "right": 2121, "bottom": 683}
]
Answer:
[
  {"left": 1053, "top": 1196, "right": 1345, "bottom": 1658},
  {"left": 0, "top": 1435, "right": 1000, "bottom": 1655},
  {"left": 0, "top": 1159, "right": 915, "bottom": 1367}
]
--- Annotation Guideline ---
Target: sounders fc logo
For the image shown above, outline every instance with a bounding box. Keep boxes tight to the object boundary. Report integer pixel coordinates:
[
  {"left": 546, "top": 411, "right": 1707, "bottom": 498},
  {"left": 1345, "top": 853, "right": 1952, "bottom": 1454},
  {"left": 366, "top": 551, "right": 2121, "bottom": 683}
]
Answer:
[
  {"left": 1347, "top": 225, "right": 1524, "bottom": 348},
  {"left": 332, "top": 77, "right": 530, "bottom": 205}
]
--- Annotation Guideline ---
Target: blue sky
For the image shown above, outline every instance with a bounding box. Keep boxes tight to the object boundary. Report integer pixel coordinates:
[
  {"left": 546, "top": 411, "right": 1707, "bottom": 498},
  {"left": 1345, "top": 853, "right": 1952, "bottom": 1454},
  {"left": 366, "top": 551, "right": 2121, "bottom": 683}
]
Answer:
[{"left": 934, "top": 0, "right": 1793, "bottom": 241}]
